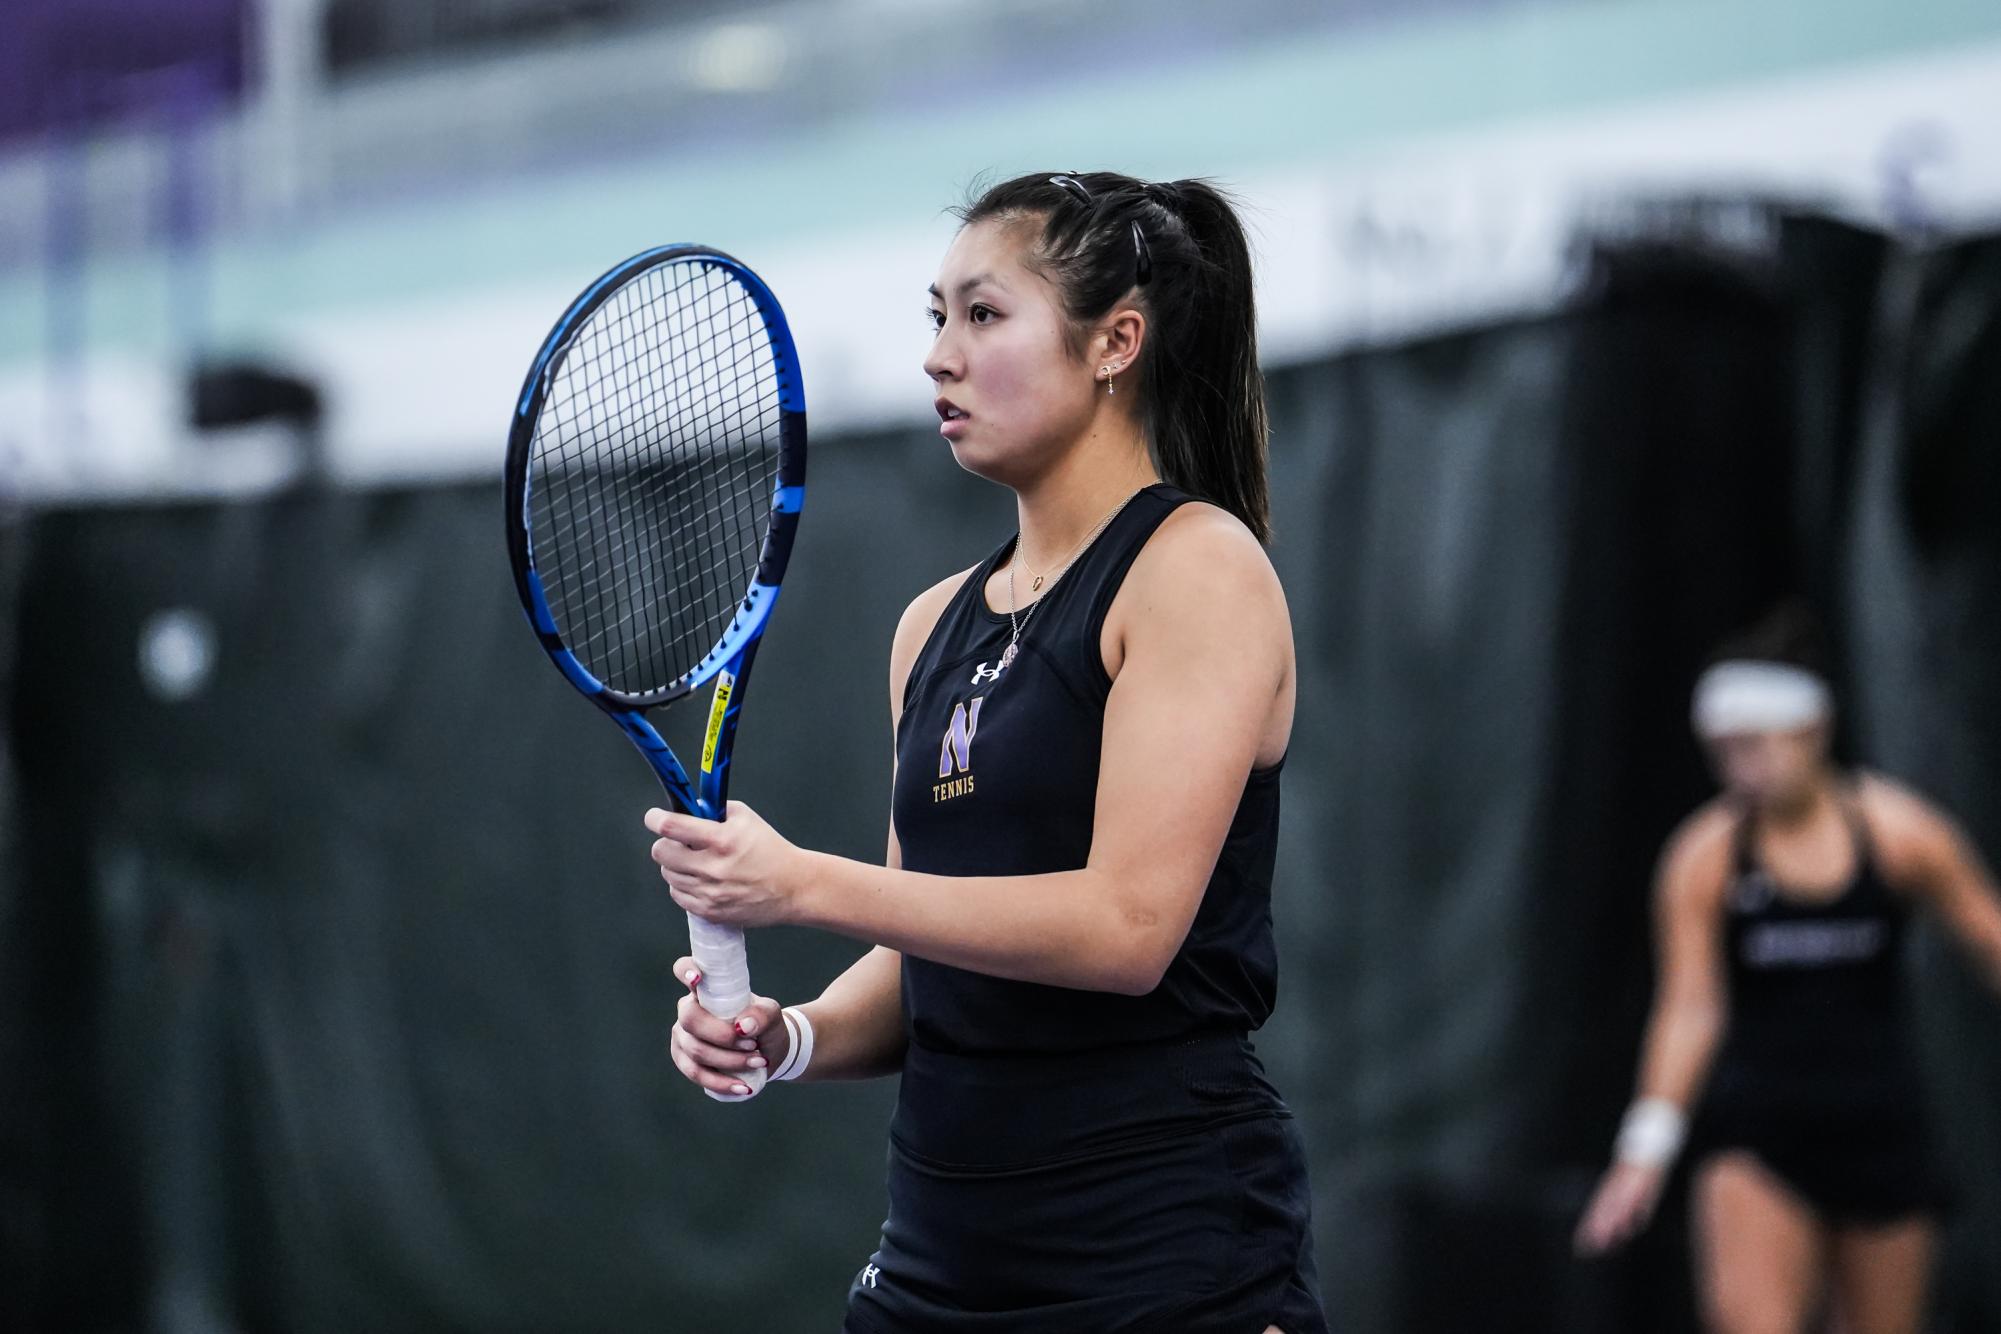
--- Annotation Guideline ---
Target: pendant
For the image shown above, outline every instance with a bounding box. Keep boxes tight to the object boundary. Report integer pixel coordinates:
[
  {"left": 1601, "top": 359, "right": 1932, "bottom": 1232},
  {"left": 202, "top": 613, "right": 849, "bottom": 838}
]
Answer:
[
  {"left": 1030, "top": 575, "right": 1044, "bottom": 591},
  {"left": 999, "top": 642, "right": 1018, "bottom": 671}
]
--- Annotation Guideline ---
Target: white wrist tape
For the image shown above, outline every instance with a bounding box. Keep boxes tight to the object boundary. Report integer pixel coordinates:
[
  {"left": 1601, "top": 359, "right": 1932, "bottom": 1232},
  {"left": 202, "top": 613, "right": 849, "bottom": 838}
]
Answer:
[
  {"left": 1615, "top": 1098, "right": 1688, "bottom": 1167},
  {"left": 1692, "top": 661, "right": 1831, "bottom": 739},
  {"left": 770, "top": 1006, "right": 815, "bottom": 1083}
]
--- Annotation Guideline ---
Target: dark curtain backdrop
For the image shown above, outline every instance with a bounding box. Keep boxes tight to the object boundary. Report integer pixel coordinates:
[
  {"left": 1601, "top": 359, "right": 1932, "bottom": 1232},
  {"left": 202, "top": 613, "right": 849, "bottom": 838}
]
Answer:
[{"left": 3, "top": 210, "right": 1998, "bottom": 1333}]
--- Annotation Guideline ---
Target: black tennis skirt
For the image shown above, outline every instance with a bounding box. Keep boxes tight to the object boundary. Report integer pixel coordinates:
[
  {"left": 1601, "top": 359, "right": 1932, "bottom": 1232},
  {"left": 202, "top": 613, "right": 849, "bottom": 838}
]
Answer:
[
  {"left": 1694, "top": 1066, "right": 1951, "bottom": 1225},
  {"left": 841, "top": 1034, "right": 1327, "bottom": 1334}
]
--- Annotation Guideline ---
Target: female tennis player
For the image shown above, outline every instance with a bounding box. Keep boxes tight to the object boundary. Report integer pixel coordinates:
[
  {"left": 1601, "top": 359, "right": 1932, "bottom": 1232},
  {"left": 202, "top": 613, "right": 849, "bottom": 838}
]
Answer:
[
  {"left": 1574, "top": 608, "right": 2001, "bottom": 1334},
  {"left": 644, "top": 171, "right": 1324, "bottom": 1332}
]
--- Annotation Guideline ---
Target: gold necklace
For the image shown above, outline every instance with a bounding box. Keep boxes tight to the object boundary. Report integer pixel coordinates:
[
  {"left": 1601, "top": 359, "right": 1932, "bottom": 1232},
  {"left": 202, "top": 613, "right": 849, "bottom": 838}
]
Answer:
[
  {"left": 1019, "top": 551, "right": 1051, "bottom": 592},
  {"left": 1001, "top": 488, "right": 1144, "bottom": 673}
]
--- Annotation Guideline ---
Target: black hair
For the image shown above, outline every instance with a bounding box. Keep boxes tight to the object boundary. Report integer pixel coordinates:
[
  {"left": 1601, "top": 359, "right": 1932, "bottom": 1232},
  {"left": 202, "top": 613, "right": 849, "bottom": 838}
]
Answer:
[
  {"left": 952, "top": 171, "right": 1271, "bottom": 543},
  {"left": 1706, "top": 599, "right": 1832, "bottom": 678}
]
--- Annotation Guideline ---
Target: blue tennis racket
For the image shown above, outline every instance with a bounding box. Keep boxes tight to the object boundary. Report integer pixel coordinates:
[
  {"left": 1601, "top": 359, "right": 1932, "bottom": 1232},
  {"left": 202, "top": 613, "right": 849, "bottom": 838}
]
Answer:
[{"left": 504, "top": 245, "right": 805, "bottom": 1100}]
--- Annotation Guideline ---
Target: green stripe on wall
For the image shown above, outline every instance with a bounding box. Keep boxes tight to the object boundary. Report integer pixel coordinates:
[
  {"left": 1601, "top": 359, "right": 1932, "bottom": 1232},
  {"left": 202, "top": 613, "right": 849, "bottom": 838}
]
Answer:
[{"left": 3, "top": 0, "right": 1996, "bottom": 363}]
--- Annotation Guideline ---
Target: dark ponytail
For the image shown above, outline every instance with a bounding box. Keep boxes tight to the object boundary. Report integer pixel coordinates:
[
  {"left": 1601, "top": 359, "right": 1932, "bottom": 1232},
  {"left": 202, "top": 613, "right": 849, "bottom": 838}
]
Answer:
[{"left": 953, "top": 172, "right": 1271, "bottom": 543}]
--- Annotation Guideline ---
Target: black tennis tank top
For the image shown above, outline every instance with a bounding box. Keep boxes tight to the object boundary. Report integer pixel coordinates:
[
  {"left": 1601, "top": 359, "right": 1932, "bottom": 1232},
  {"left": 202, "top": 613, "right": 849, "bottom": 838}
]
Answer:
[
  {"left": 1708, "top": 787, "right": 1920, "bottom": 1110},
  {"left": 889, "top": 483, "right": 1283, "bottom": 1057}
]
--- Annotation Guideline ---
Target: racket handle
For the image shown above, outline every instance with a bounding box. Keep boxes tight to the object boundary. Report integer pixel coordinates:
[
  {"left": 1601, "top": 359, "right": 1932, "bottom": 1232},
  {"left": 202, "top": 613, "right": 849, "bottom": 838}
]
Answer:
[{"left": 687, "top": 912, "right": 767, "bottom": 1102}]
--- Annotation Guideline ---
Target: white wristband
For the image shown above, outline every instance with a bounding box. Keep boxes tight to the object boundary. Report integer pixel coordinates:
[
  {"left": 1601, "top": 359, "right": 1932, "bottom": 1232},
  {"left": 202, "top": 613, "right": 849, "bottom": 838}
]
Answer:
[
  {"left": 771, "top": 1006, "right": 815, "bottom": 1082},
  {"left": 1615, "top": 1098, "right": 1688, "bottom": 1168}
]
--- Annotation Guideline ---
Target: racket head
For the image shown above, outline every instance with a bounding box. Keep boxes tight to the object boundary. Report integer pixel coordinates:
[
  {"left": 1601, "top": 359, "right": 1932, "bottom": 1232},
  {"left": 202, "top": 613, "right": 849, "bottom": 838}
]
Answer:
[{"left": 504, "top": 244, "right": 806, "bottom": 716}]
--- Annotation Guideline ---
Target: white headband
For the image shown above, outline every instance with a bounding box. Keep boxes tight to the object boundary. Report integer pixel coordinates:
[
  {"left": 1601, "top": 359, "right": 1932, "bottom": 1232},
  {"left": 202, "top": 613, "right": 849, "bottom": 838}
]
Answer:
[{"left": 1692, "top": 660, "right": 1832, "bottom": 738}]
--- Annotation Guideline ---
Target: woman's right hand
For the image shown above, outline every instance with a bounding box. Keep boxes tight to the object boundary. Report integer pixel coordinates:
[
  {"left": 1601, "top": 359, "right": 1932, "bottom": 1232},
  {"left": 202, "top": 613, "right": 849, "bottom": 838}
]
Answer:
[
  {"left": 669, "top": 957, "right": 789, "bottom": 1099},
  {"left": 1573, "top": 1160, "right": 1669, "bottom": 1256}
]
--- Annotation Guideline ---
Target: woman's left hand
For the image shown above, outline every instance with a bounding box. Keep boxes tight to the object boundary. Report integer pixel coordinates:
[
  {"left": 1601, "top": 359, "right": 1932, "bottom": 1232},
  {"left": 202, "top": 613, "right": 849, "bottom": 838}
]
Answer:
[{"left": 645, "top": 801, "right": 808, "bottom": 928}]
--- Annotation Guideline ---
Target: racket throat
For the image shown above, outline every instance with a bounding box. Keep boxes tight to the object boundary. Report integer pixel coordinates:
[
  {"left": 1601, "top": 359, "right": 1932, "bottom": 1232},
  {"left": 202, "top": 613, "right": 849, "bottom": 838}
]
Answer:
[
  {"left": 693, "top": 667, "right": 742, "bottom": 818},
  {"left": 699, "top": 670, "right": 736, "bottom": 777}
]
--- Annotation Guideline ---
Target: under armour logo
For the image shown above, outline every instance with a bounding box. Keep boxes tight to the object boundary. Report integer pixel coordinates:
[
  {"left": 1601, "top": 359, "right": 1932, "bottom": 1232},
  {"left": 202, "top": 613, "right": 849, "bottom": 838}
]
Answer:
[
  {"left": 971, "top": 661, "right": 1003, "bottom": 684},
  {"left": 861, "top": 1263, "right": 881, "bottom": 1289}
]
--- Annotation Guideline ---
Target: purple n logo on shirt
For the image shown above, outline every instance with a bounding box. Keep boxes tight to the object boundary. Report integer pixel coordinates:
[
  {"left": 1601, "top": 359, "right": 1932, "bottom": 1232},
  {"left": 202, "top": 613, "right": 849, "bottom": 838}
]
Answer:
[{"left": 938, "top": 697, "right": 984, "bottom": 779}]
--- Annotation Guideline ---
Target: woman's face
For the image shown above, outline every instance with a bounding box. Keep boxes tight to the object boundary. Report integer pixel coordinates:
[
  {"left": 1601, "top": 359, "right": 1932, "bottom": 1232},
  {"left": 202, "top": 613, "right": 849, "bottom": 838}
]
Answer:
[
  {"left": 1706, "top": 725, "right": 1827, "bottom": 809},
  {"left": 923, "top": 218, "right": 1099, "bottom": 486}
]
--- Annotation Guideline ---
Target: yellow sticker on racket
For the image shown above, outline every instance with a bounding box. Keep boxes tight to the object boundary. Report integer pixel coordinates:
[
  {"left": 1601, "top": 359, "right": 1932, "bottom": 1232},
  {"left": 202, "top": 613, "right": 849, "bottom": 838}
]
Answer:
[{"left": 700, "top": 671, "right": 735, "bottom": 774}]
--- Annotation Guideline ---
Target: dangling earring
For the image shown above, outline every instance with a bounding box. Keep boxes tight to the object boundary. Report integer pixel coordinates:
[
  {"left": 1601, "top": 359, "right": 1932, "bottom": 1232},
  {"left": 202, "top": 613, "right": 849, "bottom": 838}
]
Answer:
[{"left": 1101, "top": 364, "right": 1115, "bottom": 395}]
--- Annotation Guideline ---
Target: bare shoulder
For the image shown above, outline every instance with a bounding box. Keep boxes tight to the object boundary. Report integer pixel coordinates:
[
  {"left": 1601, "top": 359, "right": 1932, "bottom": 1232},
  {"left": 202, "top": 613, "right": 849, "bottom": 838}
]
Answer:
[
  {"left": 889, "top": 565, "right": 978, "bottom": 711},
  {"left": 1122, "top": 501, "right": 1287, "bottom": 623},
  {"left": 1854, "top": 770, "right": 1944, "bottom": 831},
  {"left": 1658, "top": 800, "right": 1739, "bottom": 910},
  {"left": 1105, "top": 501, "right": 1293, "bottom": 759},
  {"left": 1855, "top": 770, "right": 1962, "bottom": 881}
]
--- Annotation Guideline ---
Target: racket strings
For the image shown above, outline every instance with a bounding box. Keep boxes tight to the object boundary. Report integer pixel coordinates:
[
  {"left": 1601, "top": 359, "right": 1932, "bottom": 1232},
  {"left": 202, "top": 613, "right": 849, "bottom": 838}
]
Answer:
[
  {"left": 570, "top": 268, "right": 777, "bottom": 686},
  {"left": 528, "top": 259, "right": 783, "bottom": 697}
]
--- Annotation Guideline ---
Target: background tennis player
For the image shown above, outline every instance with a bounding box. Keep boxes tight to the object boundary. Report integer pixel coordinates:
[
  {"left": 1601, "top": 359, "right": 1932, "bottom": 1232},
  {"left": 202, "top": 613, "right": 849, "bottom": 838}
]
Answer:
[{"left": 1576, "top": 608, "right": 2001, "bottom": 1334}]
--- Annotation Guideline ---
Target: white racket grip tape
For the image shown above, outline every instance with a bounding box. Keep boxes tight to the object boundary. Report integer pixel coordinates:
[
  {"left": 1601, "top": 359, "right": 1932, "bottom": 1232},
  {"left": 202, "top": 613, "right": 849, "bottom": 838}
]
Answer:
[{"left": 687, "top": 913, "right": 766, "bottom": 1102}]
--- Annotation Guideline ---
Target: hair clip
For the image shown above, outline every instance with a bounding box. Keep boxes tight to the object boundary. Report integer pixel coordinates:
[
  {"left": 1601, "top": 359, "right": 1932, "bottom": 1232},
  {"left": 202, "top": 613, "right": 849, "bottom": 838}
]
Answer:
[
  {"left": 1131, "top": 220, "right": 1152, "bottom": 286},
  {"left": 1048, "top": 174, "right": 1092, "bottom": 207}
]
